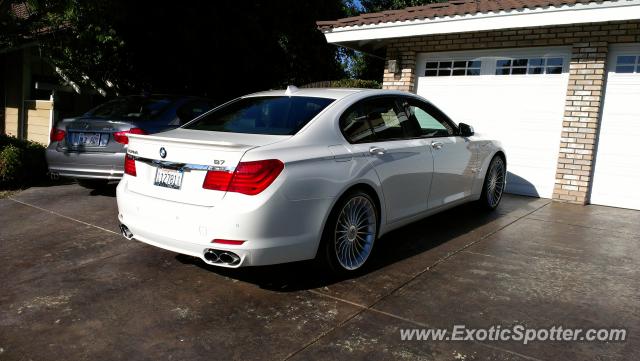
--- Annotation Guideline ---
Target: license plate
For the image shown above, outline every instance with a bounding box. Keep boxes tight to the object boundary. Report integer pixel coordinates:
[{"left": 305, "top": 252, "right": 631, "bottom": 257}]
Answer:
[
  {"left": 154, "top": 167, "right": 183, "bottom": 189},
  {"left": 70, "top": 132, "right": 107, "bottom": 147}
]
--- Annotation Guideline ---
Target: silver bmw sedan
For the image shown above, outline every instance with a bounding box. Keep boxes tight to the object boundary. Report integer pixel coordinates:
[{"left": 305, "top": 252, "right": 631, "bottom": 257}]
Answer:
[{"left": 46, "top": 94, "right": 215, "bottom": 188}]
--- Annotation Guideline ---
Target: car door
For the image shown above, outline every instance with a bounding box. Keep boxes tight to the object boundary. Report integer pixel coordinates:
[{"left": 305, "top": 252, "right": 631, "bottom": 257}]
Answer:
[
  {"left": 401, "top": 97, "right": 476, "bottom": 208},
  {"left": 340, "top": 96, "right": 434, "bottom": 223}
]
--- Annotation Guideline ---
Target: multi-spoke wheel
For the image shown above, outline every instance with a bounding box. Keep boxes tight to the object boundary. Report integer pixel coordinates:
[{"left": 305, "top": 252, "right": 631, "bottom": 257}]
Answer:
[
  {"left": 320, "top": 190, "right": 378, "bottom": 275},
  {"left": 480, "top": 156, "right": 506, "bottom": 210}
]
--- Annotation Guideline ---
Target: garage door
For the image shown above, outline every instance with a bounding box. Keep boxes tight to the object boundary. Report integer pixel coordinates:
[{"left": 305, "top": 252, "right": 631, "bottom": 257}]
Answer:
[
  {"left": 416, "top": 47, "right": 570, "bottom": 198},
  {"left": 590, "top": 44, "right": 640, "bottom": 210}
]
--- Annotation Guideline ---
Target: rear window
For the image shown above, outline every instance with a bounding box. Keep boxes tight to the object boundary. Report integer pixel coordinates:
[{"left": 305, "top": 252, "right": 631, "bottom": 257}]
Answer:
[
  {"left": 184, "top": 96, "right": 335, "bottom": 135},
  {"left": 86, "top": 96, "right": 174, "bottom": 120}
]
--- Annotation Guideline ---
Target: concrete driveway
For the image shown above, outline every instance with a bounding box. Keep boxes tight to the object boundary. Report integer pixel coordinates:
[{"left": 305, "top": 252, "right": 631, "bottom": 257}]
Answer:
[{"left": 0, "top": 184, "right": 638, "bottom": 360}]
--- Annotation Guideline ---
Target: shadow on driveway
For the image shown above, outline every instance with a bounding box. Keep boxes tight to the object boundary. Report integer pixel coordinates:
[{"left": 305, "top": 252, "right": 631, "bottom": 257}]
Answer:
[{"left": 181, "top": 196, "right": 543, "bottom": 292}]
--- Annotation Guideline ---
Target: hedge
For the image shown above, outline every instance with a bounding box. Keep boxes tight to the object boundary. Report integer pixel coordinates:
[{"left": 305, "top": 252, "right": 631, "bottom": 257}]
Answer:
[
  {"left": 329, "top": 79, "right": 381, "bottom": 89},
  {"left": 0, "top": 134, "right": 48, "bottom": 189},
  {"left": 302, "top": 79, "right": 382, "bottom": 89}
]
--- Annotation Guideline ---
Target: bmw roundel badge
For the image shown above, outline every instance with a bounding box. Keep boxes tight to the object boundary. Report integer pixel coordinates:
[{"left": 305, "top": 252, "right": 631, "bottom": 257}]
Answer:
[{"left": 159, "top": 147, "right": 167, "bottom": 159}]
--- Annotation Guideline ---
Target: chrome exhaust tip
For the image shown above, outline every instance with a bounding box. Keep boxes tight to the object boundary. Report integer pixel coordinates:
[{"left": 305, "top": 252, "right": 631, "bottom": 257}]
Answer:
[
  {"left": 119, "top": 224, "right": 134, "bottom": 240},
  {"left": 49, "top": 172, "right": 60, "bottom": 180},
  {"left": 219, "top": 252, "right": 241, "bottom": 265},
  {"left": 203, "top": 249, "right": 240, "bottom": 266},
  {"left": 204, "top": 249, "right": 220, "bottom": 263}
]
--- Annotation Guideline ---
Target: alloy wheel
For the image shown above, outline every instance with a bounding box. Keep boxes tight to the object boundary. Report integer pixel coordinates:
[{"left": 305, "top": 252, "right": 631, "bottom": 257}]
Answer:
[
  {"left": 334, "top": 196, "right": 377, "bottom": 270},
  {"left": 486, "top": 158, "right": 506, "bottom": 208}
]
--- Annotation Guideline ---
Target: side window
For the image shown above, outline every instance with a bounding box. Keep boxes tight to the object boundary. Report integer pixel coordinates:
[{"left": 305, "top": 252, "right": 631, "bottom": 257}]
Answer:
[
  {"left": 401, "top": 98, "right": 455, "bottom": 137},
  {"left": 340, "top": 97, "right": 414, "bottom": 143}
]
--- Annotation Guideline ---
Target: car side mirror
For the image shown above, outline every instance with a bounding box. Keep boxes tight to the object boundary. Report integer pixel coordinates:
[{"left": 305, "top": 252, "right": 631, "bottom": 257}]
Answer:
[{"left": 459, "top": 123, "right": 474, "bottom": 137}]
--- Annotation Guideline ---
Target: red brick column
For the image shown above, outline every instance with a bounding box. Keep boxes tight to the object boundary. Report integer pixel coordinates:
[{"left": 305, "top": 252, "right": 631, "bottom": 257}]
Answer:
[{"left": 552, "top": 42, "right": 609, "bottom": 204}]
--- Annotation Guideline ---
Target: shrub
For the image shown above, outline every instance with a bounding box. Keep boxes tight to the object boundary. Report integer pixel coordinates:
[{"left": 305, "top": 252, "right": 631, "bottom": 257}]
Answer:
[
  {"left": 23, "top": 141, "right": 48, "bottom": 181},
  {"left": 0, "top": 144, "right": 24, "bottom": 186},
  {"left": 0, "top": 135, "right": 48, "bottom": 189},
  {"left": 302, "top": 79, "right": 382, "bottom": 89},
  {"left": 0, "top": 133, "right": 23, "bottom": 149},
  {"left": 330, "top": 79, "right": 381, "bottom": 89}
]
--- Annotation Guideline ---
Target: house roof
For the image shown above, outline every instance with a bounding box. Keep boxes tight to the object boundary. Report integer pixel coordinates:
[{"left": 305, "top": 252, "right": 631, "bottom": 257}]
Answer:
[
  {"left": 318, "top": 0, "right": 640, "bottom": 54},
  {"left": 317, "top": 0, "right": 607, "bottom": 30}
]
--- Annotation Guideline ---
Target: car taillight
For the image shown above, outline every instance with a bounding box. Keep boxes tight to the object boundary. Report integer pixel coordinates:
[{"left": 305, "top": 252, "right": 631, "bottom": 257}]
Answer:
[
  {"left": 113, "top": 128, "right": 147, "bottom": 145},
  {"left": 203, "top": 169, "right": 234, "bottom": 191},
  {"left": 202, "top": 159, "right": 284, "bottom": 195},
  {"left": 124, "top": 154, "right": 137, "bottom": 176},
  {"left": 50, "top": 128, "right": 65, "bottom": 142}
]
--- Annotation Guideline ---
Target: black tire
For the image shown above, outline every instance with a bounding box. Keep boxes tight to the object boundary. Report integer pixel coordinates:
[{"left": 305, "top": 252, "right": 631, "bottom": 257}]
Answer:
[
  {"left": 77, "top": 179, "right": 110, "bottom": 190},
  {"left": 479, "top": 155, "right": 506, "bottom": 210},
  {"left": 318, "top": 189, "right": 379, "bottom": 276}
]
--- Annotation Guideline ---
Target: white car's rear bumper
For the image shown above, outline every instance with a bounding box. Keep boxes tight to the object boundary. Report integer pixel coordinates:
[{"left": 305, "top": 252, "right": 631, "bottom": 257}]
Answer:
[{"left": 116, "top": 180, "right": 332, "bottom": 267}]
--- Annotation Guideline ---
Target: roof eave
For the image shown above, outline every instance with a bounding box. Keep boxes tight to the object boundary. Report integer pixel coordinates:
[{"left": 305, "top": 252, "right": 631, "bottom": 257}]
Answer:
[{"left": 320, "top": 0, "right": 640, "bottom": 50}]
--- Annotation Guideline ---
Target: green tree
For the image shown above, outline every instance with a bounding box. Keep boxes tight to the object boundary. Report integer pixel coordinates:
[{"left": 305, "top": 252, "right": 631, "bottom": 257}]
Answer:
[
  {"left": 2, "top": 0, "right": 349, "bottom": 100},
  {"left": 1, "top": 0, "right": 128, "bottom": 93}
]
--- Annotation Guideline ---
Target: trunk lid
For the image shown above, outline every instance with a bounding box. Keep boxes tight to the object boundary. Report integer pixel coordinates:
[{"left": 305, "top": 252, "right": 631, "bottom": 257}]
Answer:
[
  {"left": 59, "top": 117, "right": 132, "bottom": 153},
  {"left": 125, "top": 128, "right": 288, "bottom": 206}
]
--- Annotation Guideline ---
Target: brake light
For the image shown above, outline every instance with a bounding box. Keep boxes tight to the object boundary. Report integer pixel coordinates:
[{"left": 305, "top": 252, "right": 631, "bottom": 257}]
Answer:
[
  {"left": 212, "top": 239, "right": 245, "bottom": 245},
  {"left": 203, "top": 169, "right": 234, "bottom": 191},
  {"left": 202, "top": 159, "right": 284, "bottom": 195},
  {"left": 49, "top": 128, "right": 65, "bottom": 142},
  {"left": 124, "top": 154, "right": 137, "bottom": 176},
  {"left": 113, "top": 128, "right": 147, "bottom": 144}
]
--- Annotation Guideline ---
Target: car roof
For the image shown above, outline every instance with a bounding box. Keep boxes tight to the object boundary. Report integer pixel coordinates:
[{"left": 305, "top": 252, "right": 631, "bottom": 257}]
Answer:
[{"left": 244, "top": 87, "right": 409, "bottom": 100}]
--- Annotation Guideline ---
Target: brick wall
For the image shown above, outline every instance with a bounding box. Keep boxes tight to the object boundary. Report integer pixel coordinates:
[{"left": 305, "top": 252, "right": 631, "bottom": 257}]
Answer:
[
  {"left": 382, "top": 20, "right": 640, "bottom": 204},
  {"left": 555, "top": 45, "right": 607, "bottom": 203}
]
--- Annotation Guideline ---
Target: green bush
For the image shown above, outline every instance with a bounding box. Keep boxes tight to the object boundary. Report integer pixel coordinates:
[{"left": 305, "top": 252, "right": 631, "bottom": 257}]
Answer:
[
  {"left": 0, "top": 144, "right": 23, "bottom": 185},
  {"left": 330, "top": 79, "right": 382, "bottom": 89},
  {"left": 0, "top": 134, "right": 48, "bottom": 189},
  {"left": 302, "top": 79, "right": 382, "bottom": 89},
  {"left": 0, "top": 133, "right": 23, "bottom": 149}
]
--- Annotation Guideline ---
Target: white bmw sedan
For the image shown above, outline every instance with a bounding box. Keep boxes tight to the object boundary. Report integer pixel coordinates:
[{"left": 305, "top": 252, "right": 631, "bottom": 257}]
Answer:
[{"left": 116, "top": 87, "right": 506, "bottom": 274}]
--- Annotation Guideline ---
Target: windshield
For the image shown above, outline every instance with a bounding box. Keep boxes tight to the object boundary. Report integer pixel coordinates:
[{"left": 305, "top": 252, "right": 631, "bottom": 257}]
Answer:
[
  {"left": 184, "top": 96, "right": 335, "bottom": 135},
  {"left": 86, "top": 96, "right": 175, "bottom": 120}
]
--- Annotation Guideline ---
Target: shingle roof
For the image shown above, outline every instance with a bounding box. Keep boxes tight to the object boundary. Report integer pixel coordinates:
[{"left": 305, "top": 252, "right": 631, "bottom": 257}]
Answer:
[{"left": 317, "top": 0, "right": 607, "bottom": 30}]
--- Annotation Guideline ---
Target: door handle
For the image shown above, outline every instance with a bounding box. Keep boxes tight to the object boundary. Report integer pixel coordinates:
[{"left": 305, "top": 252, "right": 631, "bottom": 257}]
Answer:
[
  {"left": 431, "top": 141, "right": 444, "bottom": 150},
  {"left": 369, "top": 146, "right": 386, "bottom": 156}
]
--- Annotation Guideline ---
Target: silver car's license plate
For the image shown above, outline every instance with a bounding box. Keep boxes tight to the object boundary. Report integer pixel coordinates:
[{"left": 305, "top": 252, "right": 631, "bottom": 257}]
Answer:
[
  {"left": 70, "top": 132, "right": 107, "bottom": 147},
  {"left": 154, "top": 167, "right": 183, "bottom": 189}
]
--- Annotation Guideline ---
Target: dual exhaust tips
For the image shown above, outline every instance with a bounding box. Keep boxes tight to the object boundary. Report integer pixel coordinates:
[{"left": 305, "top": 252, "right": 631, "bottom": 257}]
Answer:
[{"left": 204, "top": 249, "right": 241, "bottom": 266}]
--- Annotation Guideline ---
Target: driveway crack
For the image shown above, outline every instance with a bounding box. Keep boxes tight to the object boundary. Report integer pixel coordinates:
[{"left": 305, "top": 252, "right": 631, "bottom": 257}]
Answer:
[{"left": 8, "top": 197, "right": 119, "bottom": 236}]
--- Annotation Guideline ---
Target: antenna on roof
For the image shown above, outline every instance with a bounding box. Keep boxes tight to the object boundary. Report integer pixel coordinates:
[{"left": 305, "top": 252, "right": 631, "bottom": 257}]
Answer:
[{"left": 285, "top": 85, "right": 299, "bottom": 95}]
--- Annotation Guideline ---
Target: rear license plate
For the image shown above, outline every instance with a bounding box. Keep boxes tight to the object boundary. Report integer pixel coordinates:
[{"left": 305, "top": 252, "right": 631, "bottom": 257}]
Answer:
[
  {"left": 70, "top": 132, "right": 107, "bottom": 147},
  {"left": 154, "top": 167, "right": 183, "bottom": 189}
]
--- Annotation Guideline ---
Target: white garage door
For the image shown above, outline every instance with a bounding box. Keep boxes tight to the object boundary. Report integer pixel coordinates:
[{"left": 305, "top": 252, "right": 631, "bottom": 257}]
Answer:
[
  {"left": 590, "top": 44, "right": 640, "bottom": 210},
  {"left": 416, "top": 47, "right": 570, "bottom": 198}
]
